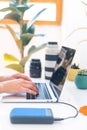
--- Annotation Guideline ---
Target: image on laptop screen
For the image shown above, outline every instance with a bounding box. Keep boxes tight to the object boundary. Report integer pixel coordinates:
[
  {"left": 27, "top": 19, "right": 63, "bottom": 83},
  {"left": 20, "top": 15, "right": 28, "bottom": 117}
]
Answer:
[{"left": 50, "top": 46, "right": 76, "bottom": 97}]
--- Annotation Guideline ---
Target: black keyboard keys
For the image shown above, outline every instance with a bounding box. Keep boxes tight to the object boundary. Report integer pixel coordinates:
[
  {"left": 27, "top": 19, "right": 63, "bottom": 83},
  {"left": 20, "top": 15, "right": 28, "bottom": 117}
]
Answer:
[
  {"left": 26, "top": 93, "right": 35, "bottom": 99},
  {"left": 26, "top": 83, "right": 52, "bottom": 100}
]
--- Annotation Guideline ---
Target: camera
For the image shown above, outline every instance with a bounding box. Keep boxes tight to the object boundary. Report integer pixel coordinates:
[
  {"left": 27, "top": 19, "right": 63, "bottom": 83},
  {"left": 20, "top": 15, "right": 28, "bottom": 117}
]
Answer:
[{"left": 30, "top": 59, "right": 41, "bottom": 78}]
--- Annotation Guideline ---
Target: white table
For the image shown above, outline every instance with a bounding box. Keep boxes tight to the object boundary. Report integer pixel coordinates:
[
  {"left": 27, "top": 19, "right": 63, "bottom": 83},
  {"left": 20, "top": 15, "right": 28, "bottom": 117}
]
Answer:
[{"left": 0, "top": 79, "right": 87, "bottom": 130}]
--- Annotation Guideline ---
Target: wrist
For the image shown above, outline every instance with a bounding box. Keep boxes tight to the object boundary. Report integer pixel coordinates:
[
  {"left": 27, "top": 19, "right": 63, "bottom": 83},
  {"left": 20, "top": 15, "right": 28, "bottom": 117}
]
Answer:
[
  {"left": 0, "top": 75, "right": 10, "bottom": 82},
  {"left": 0, "top": 82, "right": 4, "bottom": 93}
]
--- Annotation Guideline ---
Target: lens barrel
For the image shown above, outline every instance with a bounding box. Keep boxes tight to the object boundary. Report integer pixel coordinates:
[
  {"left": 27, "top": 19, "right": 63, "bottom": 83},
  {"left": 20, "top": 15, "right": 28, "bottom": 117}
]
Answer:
[{"left": 30, "top": 59, "right": 41, "bottom": 78}]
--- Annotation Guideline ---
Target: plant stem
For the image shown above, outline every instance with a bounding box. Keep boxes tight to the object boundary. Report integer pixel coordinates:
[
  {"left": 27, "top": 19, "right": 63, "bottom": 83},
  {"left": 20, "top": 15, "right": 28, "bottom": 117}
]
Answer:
[{"left": 18, "top": 1, "right": 24, "bottom": 59}]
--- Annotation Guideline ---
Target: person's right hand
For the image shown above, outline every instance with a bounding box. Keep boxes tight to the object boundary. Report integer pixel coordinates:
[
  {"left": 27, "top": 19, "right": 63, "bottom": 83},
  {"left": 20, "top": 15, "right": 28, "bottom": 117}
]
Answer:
[{"left": 0, "top": 79, "right": 38, "bottom": 95}]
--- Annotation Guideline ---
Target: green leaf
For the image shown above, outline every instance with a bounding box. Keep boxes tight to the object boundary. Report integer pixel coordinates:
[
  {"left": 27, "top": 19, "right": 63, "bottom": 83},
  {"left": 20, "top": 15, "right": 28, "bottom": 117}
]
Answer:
[
  {"left": 16, "top": 4, "right": 34, "bottom": 13},
  {"left": 10, "top": 0, "right": 29, "bottom": 7},
  {"left": 5, "top": 24, "right": 22, "bottom": 50},
  {"left": 21, "top": 33, "right": 36, "bottom": 39},
  {"left": 21, "top": 23, "right": 45, "bottom": 46},
  {"left": 0, "top": 7, "right": 17, "bottom": 12},
  {"left": 20, "top": 43, "right": 47, "bottom": 66},
  {"left": 21, "top": 33, "right": 45, "bottom": 39},
  {"left": 28, "top": 43, "right": 47, "bottom": 55},
  {"left": 27, "top": 8, "right": 47, "bottom": 29},
  {"left": 22, "top": 24, "right": 35, "bottom": 34},
  {"left": 21, "top": 24, "right": 35, "bottom": 46},
  {"left": 20, "top": 56, "right": 30, "bottom": 66},
  {"left": 9, "top": 3, "right": 34, "bottom": 14},
  {"left": 4, "top": 53, "right": 19, "bottom": 62},
  {"left": 4, "top": 12, "right": 21, "bottom": 23},
  {"left": 0, "top": 4, "right": 34, "bottom": 17},
  {"left": 5, "top": 63, "right": 24, "bottom": 73},
  {"left": 21, "top": 33, "right": 45, "bottom": 46},
  {"left": 0, "top": 6, "right": 21, "bottom": 15}
]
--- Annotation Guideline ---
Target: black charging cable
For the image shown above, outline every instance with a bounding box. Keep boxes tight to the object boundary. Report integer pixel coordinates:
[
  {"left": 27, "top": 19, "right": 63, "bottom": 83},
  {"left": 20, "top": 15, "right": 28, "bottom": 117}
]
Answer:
[{"left": 53, "top": 101, "right": 79, "bottom": 121}]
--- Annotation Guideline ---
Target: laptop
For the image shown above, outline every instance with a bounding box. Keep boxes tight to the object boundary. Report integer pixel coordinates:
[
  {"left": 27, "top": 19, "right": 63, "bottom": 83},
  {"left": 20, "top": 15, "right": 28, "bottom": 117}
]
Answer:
[{"left": 1, "top": 46, "right": 76, "bottom": 103}]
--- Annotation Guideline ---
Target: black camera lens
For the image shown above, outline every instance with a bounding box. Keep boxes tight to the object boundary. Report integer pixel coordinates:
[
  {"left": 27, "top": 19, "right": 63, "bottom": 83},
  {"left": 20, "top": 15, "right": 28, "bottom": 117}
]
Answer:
[{"left": 30, "top": 59, "right": 41, "bottom": 78}]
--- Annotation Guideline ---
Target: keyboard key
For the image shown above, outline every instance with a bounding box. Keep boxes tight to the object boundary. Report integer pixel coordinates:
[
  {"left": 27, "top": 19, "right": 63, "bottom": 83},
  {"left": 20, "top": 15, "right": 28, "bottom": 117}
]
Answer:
[{"left": 26, "top": 93, "right": 35, "bottom": 99}]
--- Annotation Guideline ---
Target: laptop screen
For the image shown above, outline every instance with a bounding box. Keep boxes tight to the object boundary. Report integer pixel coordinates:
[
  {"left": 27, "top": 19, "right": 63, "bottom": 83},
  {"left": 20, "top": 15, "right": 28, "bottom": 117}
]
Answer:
[{"left": 50, "top": 46, "right": 76, "bottom": 97}]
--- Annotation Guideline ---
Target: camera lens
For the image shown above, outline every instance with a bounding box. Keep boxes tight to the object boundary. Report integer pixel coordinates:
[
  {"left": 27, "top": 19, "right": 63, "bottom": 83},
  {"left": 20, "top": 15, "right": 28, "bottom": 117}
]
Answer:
[{"left": 30, "top": 59, "right": 41, "bottom": 78}]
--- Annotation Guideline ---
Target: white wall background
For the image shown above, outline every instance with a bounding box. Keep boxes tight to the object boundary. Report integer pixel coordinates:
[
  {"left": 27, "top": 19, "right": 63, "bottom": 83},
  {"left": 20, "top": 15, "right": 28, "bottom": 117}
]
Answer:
[{"left": 62, "top": 0, "right": 87, "bottom": 69}]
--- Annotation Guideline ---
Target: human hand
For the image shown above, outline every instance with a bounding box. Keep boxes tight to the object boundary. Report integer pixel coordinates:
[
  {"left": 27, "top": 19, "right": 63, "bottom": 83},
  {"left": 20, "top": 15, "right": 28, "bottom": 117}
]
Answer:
[
  {"left": 4, "top": 73, "right": 31, "bottom": 81},
  {"left": 0, "top": 78, "right": 38, "bottom": 95}
]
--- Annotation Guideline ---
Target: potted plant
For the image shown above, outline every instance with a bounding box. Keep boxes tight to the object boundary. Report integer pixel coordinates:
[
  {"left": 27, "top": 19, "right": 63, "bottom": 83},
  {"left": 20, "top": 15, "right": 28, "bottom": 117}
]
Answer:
[
  {"left": 68, "top": 63, "right": 80, "bottom": 81},
  {"left": 0, "top": 0, "right": 47, "bottom": 73},
  {"left": 75, "top": 69, "right": 87, "bottom": 89}
]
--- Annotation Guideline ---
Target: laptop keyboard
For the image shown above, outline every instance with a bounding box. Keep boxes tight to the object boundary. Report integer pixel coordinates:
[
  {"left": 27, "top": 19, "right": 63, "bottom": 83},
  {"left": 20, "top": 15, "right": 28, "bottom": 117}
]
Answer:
[{"left": 26, "top": 83, "right": 52, "bottom": 100}]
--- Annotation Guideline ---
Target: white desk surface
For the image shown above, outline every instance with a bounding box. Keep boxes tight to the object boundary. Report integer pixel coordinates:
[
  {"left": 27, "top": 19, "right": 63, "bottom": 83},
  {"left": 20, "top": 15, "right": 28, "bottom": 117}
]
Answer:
[{"left": 0, "top": 78, "right": 87, "bottom": 130}]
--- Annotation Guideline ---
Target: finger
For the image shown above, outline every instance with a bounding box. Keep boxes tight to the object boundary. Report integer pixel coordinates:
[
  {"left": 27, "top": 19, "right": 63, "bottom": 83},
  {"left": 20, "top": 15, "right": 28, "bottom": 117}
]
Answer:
[
  {"left": 25, "top": 84, "right": 39, "bottom": 93},
  {"left": 21, "top": 87, "right": 38, "bottom": 95},
  {"left": 19, "top": 74, "right": 31, "bottom": 81},
  {"left": 22, "top": 81, "right": 39, "bottom": 93},
  {"left": 14, "top": 73, "right": 31, "bottom": 81}
]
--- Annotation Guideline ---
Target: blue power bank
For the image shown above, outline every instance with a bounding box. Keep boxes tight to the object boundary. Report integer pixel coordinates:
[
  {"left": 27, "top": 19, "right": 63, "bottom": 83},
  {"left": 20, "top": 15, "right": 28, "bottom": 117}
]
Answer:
[{"left": 10, "top": 108, "right": 54, "bottom": 124}]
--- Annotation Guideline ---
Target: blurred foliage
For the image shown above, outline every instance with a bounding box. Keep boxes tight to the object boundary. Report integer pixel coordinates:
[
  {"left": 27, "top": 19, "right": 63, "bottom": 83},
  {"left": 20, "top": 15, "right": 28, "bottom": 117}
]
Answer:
[{"left": 0, "top": 0, "right": 47, "bottom": 72}]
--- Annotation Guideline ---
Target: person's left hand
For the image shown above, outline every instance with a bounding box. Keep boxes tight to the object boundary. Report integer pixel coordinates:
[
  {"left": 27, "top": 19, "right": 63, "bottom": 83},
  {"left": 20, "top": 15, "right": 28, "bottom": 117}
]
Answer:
[{"left": 5, "top": 73, "right": 31, "bottom": 81}]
